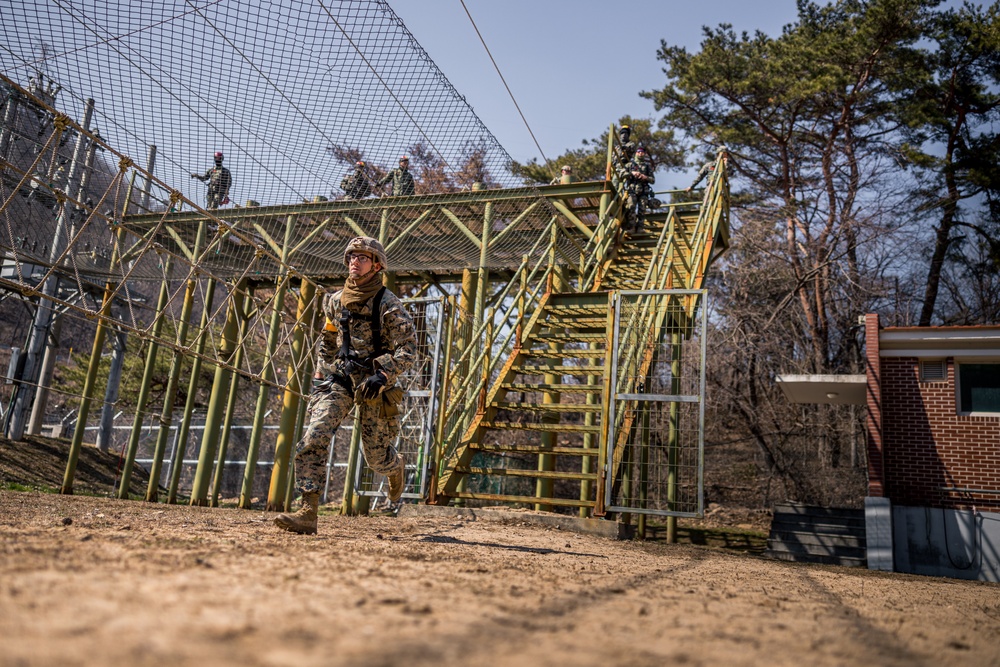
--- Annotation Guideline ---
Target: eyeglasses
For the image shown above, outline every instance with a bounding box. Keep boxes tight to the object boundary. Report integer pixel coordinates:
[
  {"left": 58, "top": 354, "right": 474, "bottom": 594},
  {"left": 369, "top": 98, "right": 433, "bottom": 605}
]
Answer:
[{"left": 347, "top": 252, "right": 373, "bottom": 263}]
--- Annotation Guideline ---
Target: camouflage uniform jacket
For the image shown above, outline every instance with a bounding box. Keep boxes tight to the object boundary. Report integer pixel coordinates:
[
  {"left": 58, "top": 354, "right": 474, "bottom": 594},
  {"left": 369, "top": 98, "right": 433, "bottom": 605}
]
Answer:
[
  {"left": 612, "top": 140, "right": 636, "bottom": 171},
  {"left": 340, "top": 170, "right": 371, "bottom": 199},
  {"left": 317, "top": 286, "right": 417, "bottom": 388},
  {"left": 376, "top": 167, "right": 415, "bottom": 196},
  {"left": 621, "top": 156, "right": 655, "bottom": 195},
  {"left": 196, "top": 166, "right": 232, "bottom": 196},
  {"left": 688, "top": 161, "right": 716, "bottom": 190}
]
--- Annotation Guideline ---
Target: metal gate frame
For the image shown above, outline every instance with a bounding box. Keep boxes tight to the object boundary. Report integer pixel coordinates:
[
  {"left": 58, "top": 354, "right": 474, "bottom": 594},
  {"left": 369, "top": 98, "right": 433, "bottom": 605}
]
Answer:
[
  {"left": 603, "top": 288, "right": 707, "bottom": 518},
  {"left": 351, "top": 295, "right": 446, "bottom": 501}
]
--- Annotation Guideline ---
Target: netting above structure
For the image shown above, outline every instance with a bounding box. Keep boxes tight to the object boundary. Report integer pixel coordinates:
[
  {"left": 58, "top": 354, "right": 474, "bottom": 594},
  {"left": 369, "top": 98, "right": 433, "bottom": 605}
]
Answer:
[
  {"left": 3, "top": 0, "right": 520, "bottom": 205},
  {"left": 2, "top": 0, "right": 594, "bottom": 283}
]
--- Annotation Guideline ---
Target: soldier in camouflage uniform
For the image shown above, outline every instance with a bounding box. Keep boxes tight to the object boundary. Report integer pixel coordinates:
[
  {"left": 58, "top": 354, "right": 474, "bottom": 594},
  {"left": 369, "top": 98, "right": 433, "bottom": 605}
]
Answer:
[
  {"left": 686, "top": 146, "right": 729, "bottom": 192},
  {"left": 376, "top": 155, "right": 416, "bottom": 196},
  {"left": 618, "top": 145, "right": 655, "bottom": 232},
  {"left": 274, "top": 236, "right": 417, "bottom": 535},
  {"left": 611, "top": 125, "right": 636, "bottom": 183},
  {"left": 549, "top": 165, "right": 575, "bottom": 185},
  {"left": 340, "top": 161, "right": 372, "bottom": 199},
  {"left": 190, "top": 151, "right": 232, "bottom": 209}
]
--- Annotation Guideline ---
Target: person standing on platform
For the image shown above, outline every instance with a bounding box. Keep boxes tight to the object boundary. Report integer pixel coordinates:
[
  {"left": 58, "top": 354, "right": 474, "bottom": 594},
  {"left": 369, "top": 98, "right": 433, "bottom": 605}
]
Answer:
[
  {"left": 190, "top": 151, "right": 231, "bottom": 209},
  {"left": 376, "top": 155, "right": 416, "bottom": 196}
]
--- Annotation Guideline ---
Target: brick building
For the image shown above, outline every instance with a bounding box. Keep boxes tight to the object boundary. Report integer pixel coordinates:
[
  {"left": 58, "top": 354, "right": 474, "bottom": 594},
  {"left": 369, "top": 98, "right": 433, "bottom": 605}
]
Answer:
[
  {"left": 863, "top": 313, "right": 1000, "bottom": 581},
  {"left": 778, "top": 315, "right": 1000, "bottom": 581}
]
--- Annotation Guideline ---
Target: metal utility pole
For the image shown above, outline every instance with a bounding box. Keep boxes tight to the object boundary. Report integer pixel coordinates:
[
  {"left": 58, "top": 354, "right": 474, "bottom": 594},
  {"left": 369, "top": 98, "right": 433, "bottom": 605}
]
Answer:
[{"left": 6, "top": 98, "right": 94, "bottom": 441}]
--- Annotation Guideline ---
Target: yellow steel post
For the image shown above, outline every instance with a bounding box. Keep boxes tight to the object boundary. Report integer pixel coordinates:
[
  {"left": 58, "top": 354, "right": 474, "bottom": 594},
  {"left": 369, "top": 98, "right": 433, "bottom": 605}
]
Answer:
[
  {"left": 341, "top": 414, "right": 362, "bottom": 515},
  {"left": 266, "top": 278, "right": 316, "bottom": 510},
  {"left": 62, "top": 221, "right": 128, "bottom": 494},
  {"left": 666, "top": 331, "right": 682, "bottom": 543},
  {"left": 536, "top": 225, "right": 563, "bottom": 511},
  {"left": 637, "top": 366, "right": 653, "bottom": 539},
  {"left": 429, "top": 295, "right": 456, "bottom": 504},
  {"left": 167, "top": 279, "right": 216, "bottom": 503},
  {"left": 580, "top": 340, "right": 598, "bottom": 518},
  {"left": 239, "top": 214, "right": 296, "bottom": 509},
  {"left": 190, "top": 278, "right": 246, "bottom": 506},
  {"left": 210, "top": 289, "right": 251, "bottom": 507},
  {"left": 117, "top": 256, "right": 172, "bottom": 499},
  {"left": 145, "top": 221, "right": 206, "bottom": 502}
]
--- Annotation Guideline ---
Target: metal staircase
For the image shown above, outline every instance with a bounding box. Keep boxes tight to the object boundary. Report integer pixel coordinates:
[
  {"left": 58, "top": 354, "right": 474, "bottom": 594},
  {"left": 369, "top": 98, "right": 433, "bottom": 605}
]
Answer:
[{"left": 430, "top": 143, "right": 730, "bottom": 517}]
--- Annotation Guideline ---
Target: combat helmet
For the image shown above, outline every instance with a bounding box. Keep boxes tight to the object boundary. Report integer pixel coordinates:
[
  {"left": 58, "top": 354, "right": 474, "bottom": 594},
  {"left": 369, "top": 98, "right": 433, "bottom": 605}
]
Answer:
[
  {"left": 619, "top": 124, "right": 631, "bottom": 139},
  {"left": 343, "top": 236, "right": 388, "bottom": 271}
]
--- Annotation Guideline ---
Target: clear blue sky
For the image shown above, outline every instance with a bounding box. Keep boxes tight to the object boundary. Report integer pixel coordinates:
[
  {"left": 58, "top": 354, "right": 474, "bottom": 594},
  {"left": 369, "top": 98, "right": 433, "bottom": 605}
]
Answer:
[{"left": 390, "top": 0, "right": 801, "bottom": 172}]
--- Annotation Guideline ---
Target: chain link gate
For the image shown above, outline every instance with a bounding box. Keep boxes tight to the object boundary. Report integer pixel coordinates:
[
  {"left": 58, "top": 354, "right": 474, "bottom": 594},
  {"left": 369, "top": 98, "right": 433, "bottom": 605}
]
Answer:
[
  {"left": 603, "top": 289, "right": 707, "bottom": 518},
  {"left": 322, "top": 296, "right": 446, "bottom": 505}
]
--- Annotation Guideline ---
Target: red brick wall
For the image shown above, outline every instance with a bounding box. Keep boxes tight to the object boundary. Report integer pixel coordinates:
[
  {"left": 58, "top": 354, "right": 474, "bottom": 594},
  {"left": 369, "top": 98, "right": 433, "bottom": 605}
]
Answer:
[
  {"left": 865, "top": 314, "right": 884, "bottom": 497},
  {"left": 879, "top": 356, "right": 1000, "bottom": 511}
]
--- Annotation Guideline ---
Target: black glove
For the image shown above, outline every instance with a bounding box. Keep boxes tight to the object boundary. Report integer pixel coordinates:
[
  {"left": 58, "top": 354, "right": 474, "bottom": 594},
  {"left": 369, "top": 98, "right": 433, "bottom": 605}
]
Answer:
[{"left": 356, "top": 371, "right": 387, "bottom": 401}]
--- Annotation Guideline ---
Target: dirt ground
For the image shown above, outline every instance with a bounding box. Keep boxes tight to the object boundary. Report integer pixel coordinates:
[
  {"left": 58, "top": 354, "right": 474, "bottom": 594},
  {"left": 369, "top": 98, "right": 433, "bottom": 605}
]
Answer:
[{"left": 1, "top": 490, "right": 998, "bottom": 667}]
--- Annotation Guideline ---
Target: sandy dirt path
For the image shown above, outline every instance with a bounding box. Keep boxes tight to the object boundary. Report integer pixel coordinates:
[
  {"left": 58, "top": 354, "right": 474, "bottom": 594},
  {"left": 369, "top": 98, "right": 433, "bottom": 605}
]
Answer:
[{"left": 1, "top": 491, "right": 998, "bottom": 667}]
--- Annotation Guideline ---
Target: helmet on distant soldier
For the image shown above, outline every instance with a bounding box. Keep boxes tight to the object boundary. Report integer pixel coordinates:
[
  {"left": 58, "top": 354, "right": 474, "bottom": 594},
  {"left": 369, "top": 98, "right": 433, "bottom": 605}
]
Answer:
[
  {"left": 356, "top": 161, "right": 365, "bottom": 168},
  {"left": 619, "top": 125, "right": 631, "bottom": 139},
  {"left": 635, "top": 145, "right": 646, "bottom": 155},
  {"left": 343, "top": 236, "right": 388, "bottom": 271},
  {"left": 214, "top": 151, "right": 224, "bottom": 162},
  {"left": 399, "top": 155, "right": 409, "bottom": 163}
]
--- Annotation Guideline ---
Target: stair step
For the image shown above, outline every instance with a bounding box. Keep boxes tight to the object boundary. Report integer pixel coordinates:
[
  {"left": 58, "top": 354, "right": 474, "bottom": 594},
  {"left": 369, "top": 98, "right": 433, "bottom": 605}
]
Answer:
[
  {"left": 478, "top": 421, "right": 601, "bottom": 434},
  {"left": 515, "top": 366, "right": 604, "bottom": 376},
  {"left": 490, "top": 401, "right": 602, "bottom": 412},
  {"left": 455, "top": 467, "right": 599, "bottom": 482},
  {"left": 544, "top": 304, "right": 606, "bottom": 315},
  {"left": 446, "top": 491, "right": 594, "bottom": 508},
  {"left": 524, "top": 350, "right": 606, "bottom": 359},
  {"left": 547, "top": 292, "right": 609, "bottom": 307},
  {"left": 538, "top": 328, "right": 606, "bottom": 337},
  {"left": 502, "top": 382, "right": 599, "bottom": 393},
  {"left": 526, "top": 332, "right": 607, "bottom": 342},
  {"left": 470, "top": 442, "right": 601, "bottom": 456},
  {"left": 542, "top": 319, "right": 607, "bottom": 330}
]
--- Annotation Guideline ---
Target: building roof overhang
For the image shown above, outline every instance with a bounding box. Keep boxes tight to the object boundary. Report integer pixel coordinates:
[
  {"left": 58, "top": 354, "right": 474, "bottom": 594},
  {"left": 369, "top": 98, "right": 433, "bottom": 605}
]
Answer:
[
  {"left": 775, "top": 374, "right": 867, "bottom": 405},
  {"left": 879, "top": 325, "right": 1000, "bottom": 358}
]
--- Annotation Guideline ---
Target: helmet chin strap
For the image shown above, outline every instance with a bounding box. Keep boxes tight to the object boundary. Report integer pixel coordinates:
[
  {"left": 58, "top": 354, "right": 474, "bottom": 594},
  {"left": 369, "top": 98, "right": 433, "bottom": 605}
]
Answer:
[{"left": 354, "top": 263, "right": 381, "bottom": 282}]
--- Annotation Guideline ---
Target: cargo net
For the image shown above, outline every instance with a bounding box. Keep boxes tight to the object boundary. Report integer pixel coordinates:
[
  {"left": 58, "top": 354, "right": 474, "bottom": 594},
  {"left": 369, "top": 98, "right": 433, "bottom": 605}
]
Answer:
[
  {"left": 609, "top": 291, "right": 706, "bottom": 517},
  {"left": 0, "top": 0, "right": 596, "bottom": 447},
  {"left": 0, "top": 0, "right": 579, "bottom": 292}
]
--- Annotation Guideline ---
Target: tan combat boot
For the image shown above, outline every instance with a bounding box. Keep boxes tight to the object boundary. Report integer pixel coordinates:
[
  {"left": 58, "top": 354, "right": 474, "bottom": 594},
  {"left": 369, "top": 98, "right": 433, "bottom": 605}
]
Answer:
[
  {"left": 387, "top": 452, "right": 405, "bottom": 503},
  {"left": 274, "top": 491, "right": 319, "bottom": 534}
]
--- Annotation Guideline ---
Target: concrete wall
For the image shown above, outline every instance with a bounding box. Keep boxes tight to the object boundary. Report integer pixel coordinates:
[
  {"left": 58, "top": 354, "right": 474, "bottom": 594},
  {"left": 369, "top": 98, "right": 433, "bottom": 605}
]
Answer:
[{"left": 893, "top": 505, "right": 1000, "bottom": 582}]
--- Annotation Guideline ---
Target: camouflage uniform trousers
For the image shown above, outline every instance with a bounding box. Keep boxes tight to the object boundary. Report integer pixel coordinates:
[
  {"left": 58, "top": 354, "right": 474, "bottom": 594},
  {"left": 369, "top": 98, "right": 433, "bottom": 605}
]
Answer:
[
  {"left": 206, "top": 189, "right": 225, "bottom": 209},
  {"left": 293, "top": 380, "right": 400, "bottom": 496}
]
